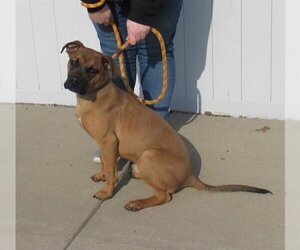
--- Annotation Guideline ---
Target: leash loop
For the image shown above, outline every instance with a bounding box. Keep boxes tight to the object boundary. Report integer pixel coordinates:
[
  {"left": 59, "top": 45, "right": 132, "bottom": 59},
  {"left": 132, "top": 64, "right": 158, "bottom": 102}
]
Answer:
[{"left": 111, "top": 22, "right": 168, "bottom": 106}]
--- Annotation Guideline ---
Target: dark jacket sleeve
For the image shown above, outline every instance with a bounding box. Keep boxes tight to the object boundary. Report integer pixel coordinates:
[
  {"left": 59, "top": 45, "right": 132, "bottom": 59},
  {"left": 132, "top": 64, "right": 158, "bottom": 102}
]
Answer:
[
  {"left": 81, "top": 0, "right": 107, "bottom": 13},
  {"left": 81, "top": 0, "right": 167, "bottom": 26},
  {"left": 128, "top": 0, "right": 167, "bottom": 26}
]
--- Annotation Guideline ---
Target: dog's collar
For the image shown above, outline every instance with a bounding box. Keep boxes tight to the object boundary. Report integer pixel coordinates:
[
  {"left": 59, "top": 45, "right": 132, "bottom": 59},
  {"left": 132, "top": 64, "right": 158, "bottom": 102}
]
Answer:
[
  {"left": 78, "top": 76, "right": 111, "bottom": 101},
  {"left": 92, "top": 75, "right": 111, "bottom": 93}
]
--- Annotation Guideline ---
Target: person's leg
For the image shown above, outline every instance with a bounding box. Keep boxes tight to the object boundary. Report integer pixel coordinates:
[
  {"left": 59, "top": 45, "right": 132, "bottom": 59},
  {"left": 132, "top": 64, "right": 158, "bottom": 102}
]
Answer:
[
  {"left": 137, "top": 0, "right": 183, "bottom": 119},
  {"left": 137, "top": 39, "right": 175, "bottom": 119},
  {"left": 92, "top": 1, "right": 137, "bottom": 90}
]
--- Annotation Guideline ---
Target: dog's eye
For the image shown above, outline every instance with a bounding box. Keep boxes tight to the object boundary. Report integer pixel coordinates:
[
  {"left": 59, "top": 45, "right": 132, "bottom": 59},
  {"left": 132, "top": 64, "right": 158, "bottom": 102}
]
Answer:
[{"left": 86, "top": 66, "right": 98, "bottom": 74}]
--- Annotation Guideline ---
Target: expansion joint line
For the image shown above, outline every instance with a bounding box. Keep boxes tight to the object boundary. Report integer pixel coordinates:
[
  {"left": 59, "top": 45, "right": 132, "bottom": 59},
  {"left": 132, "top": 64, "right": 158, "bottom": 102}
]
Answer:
[{"left": 63, "top": 161, "right": 132, "bottom": 250}]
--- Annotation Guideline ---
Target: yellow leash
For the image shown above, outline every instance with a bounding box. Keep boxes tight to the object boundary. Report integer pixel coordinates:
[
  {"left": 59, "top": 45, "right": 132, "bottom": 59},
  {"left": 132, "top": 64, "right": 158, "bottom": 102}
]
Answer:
[{"left": 111, "top": 22, "right": 168, "bottom": 106}]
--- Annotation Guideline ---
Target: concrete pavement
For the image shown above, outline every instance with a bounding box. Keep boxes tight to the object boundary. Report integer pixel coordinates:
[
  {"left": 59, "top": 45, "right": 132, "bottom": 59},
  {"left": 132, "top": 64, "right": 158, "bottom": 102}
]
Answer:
[{"left": 16, "top": 104, "right": 284, "bottom": 250}]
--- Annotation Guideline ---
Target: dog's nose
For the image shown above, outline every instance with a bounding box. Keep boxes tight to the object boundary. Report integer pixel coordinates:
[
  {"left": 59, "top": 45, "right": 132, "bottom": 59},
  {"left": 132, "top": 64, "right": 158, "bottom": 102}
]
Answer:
[
  {"left": 64, "top": 77, "right": 77, "bottom": 89},
  {"left": 71, "top": 77, "right": 78, "bottom": 84},
  {"left": 64, "top": 77, "right": 79, "bottom": 89},
  {"left": 64, "top": 80, "right": 69, "bottom": 89}
]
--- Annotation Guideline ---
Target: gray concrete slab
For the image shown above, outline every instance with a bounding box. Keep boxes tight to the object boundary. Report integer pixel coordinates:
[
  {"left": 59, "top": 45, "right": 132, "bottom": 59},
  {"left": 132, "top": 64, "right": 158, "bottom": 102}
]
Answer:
[
  {"left": 16, "top": 104, "right": 128, "bottom": 250},
  {"left": 16, "top": 105, "right": 285, "bottom": 250},
  {"left": 0, "top": 104, "right": 16, "bottom": 250},
  {"left": 285, "top": 121, "right": 300, "bottom": 249}
]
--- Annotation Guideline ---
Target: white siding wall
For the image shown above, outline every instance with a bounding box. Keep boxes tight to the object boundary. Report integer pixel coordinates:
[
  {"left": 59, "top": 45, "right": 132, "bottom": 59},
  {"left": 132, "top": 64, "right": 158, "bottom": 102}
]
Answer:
[
  {"left": 172, "top": 0, "right": 285, "bottom": 119},
  {"left": 0, "top": 1, "right": 16, "bottom": 103},
  {"left": 12, "top": 0, "right": 286, "bottom": 118},
  {"left": 15, "top": 0, "right": 100, "bottom": 105}
]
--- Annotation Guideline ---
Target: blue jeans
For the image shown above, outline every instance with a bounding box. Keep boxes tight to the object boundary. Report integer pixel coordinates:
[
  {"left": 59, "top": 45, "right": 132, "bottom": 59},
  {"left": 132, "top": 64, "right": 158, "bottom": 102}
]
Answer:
[{"left": 93, "top": 0, "right": 183, "bottom": 118}]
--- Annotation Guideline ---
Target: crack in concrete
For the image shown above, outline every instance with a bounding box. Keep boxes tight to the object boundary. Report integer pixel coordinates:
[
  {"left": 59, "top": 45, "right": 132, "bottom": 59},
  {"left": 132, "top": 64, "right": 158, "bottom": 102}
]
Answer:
[{"left": 63, "top": 160, "right": 131, "bottom": 250}]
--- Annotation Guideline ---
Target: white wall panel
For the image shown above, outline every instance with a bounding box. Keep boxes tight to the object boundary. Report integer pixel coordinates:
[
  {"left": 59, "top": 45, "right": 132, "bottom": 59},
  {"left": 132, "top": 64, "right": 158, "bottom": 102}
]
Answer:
[
  {"left": 184, "top": 0, "right": 214, "bottom": 103},
  {"left": 30, "top": 0, "right": 62, "bottom": 92},
  {"left": 0, "top": 0, "right": 15, "bottom": 103},
  {"left": 171, "top": 0, "right": 214, "bottom": 113},
  {"left": 16, "top": 0, "right": 39, "bottom": 91},
  {"left": 241, "top": 0, "right": 272, "bottom": 103},
  {"left": 212, "top": 0, "right": 242, "bottom": 102},
  {"left": 271, "top": 0, "right": 285, "bottom": 104}
]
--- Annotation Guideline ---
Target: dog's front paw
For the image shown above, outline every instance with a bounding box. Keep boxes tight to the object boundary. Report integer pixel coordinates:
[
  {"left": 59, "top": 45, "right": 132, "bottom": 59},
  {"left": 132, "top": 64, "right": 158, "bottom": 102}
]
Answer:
[
  {"left": 93, "top": 189, "right": 112, "bottom": 200},
  {"left": 91, "top": 172, "right": 106, "bottom": 182}
]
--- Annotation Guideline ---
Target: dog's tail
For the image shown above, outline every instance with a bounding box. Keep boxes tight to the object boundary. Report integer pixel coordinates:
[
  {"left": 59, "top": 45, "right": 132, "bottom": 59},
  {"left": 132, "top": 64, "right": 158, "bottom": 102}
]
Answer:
[{"left": 186, "top": 175, "right": 272, "bottom": 194}]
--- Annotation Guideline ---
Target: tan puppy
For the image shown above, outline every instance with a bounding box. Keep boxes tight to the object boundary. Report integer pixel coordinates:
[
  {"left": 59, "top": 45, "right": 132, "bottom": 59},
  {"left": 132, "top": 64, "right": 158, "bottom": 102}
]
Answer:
[{"left": 61, "top": 41, "right": 271, "bottom": 211}]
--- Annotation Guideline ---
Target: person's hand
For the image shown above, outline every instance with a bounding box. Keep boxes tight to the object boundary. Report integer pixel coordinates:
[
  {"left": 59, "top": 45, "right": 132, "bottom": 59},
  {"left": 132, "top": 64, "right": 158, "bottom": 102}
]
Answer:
[
  {"left": 126, "top": 19, "right": 150, "bottom": 45},
  {"left": 88, "top": 5, "right": 113, "bottom": 26}
]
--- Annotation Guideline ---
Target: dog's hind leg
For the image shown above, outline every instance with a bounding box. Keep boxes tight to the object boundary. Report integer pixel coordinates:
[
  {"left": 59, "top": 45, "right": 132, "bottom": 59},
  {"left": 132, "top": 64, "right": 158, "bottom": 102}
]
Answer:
[
  {"left": 123, "top": 149, "right": 189, "bottom": 211},
  {"left": 131, "top": 163, "right": 141, "bottom": 179},
  {"left": 124, "top": 188, "right": 172, "bottom": 211},
  {"left": 124, "top": 150, "right": 183, "bottom": 211}
]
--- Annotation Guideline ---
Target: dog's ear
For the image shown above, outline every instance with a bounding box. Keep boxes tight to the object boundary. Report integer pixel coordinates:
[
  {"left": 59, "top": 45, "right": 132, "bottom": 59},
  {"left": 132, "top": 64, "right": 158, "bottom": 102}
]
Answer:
[
  {"left": 60, "top": 40, "right": 84, "bottom": 54},
  {"left": 102, "top": 55, "right": 119, "bottom": 79}
]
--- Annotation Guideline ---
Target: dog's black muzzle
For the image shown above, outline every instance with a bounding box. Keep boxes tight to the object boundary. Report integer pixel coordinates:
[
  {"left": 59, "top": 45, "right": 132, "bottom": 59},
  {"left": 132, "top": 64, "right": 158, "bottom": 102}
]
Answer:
[{"left": 64, "top": 75, "right": 87, "bottom": 95}]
